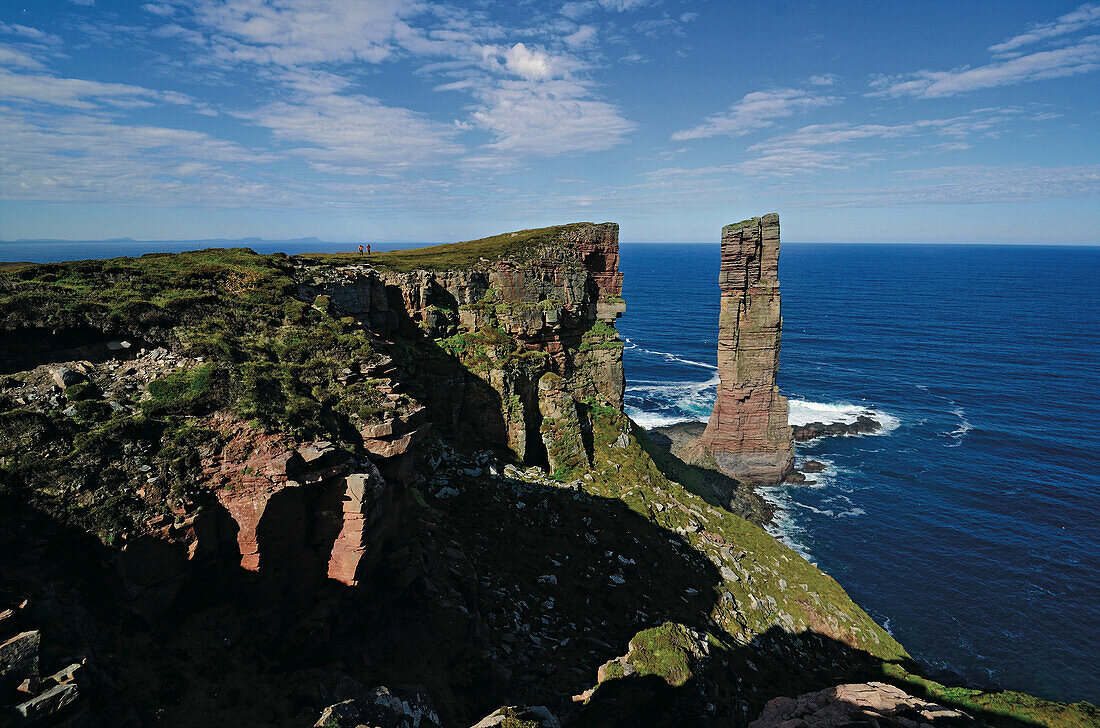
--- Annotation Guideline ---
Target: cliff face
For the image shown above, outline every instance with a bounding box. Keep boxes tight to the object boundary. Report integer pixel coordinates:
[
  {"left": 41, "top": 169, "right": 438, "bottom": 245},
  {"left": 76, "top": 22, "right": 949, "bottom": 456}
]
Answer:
[
  {"left": 698, "top": 213, "right": 794, "bottom": 484},
  {"left": 297, "top": 223, "right": 625, "bottom": 473}
]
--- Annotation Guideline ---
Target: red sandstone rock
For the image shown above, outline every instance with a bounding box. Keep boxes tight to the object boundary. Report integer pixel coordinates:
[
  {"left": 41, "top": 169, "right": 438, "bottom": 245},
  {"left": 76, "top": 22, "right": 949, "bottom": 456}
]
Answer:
[
  {"left": 326, "top": 468, "right": 389, "bottom": 586},
  {"left": 699, "top": 214, "right": 794, "bottom": 484}
]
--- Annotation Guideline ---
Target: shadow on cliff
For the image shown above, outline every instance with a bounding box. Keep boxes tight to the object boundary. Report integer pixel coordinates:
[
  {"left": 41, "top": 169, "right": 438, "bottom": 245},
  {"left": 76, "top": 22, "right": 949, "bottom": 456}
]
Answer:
[
  {"left": 636, "top": 422, "right": 774, "bottom": 527},
  {"left": 436, "top": 472, "right": 723, "bottom": 714},
  {"left": 571, "top": 625, "right": 1049, "bottom": 728},
  {"left": 0, "top": 490, "right": 1062, "bottom": 728},
  {"left": 381, "top": 288, "right": 551, "bottom": 469},
  {"left": 0, "top": 470, "right": 724, "bottom": 727}
]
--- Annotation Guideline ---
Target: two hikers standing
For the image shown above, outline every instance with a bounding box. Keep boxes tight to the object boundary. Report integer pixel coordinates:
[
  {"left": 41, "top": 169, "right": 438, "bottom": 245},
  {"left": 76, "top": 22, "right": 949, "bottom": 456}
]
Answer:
[{"left": 358, "top": 244, "right": 371, "bottom": 255}]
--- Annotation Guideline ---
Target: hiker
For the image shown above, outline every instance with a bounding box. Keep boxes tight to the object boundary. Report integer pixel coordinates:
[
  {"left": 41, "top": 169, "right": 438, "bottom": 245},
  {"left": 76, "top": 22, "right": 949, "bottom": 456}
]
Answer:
[
  {"left": 358, "top": 244, "right": 364, "bottom": 255},
  {"left": 367, "top": 244, "right": 371, "bottom": 255}
]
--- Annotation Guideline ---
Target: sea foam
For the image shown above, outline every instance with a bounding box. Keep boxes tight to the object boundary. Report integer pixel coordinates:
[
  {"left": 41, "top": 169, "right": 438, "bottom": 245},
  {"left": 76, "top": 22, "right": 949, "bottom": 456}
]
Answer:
[{"left": 788, "top": 399, "right": 900, "bottom": 434}]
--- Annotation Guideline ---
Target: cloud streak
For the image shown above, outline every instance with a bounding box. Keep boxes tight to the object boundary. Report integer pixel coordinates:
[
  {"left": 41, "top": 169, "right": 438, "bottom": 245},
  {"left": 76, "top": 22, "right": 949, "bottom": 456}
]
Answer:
[
  {"left": 870, "top": 35, "right": 1100, "bottom": 98},
  {"left": 990, "top": 3, "right": 1100, "bottom": 54},
  {"left": 672, "top": 88, "right": 839, "bottom": 141}
]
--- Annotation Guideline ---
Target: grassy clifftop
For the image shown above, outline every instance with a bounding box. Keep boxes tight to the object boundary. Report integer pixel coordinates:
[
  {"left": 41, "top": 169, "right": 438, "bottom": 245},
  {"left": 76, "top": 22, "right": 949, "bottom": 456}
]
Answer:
[
  {"left": 300, "top": 222, "right": 603, "bottom": 272},
  {"left": 0, "top": 249, "right": 388, "bottom": 539}
]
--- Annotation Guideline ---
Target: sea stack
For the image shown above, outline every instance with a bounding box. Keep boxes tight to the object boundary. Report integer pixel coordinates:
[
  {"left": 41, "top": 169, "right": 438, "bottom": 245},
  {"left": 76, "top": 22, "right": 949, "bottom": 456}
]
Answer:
[{"left": 699, "top": 213, "right": 794, "bottom": 484}]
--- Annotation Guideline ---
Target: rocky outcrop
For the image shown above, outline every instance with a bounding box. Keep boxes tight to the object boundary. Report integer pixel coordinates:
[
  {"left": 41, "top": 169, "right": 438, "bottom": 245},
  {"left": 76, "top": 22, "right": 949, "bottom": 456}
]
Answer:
[
  {"left": 750, "top": 682, "right": 975, "bottom": 728},
  {"left": 314, "top": 685, "right": 442, "bottom": 728},
  {"left": 471, "top": 705, "right": 561, "bottom": 728},
  {"left": 793, "top": 414, "right": 881, "bottom": 441},
  {"left": 696, "top": 214, "right": 794, "bottom": 484},
  {"left": 0, "top": 599, "right": 88, "bottom": 725}
]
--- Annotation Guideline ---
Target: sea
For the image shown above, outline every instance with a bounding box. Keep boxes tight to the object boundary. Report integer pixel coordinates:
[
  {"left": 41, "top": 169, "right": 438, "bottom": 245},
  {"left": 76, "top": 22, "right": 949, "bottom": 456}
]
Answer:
[
  {"left": 3, "top": 238, "right": 1098, "bottom": 704},
  {"left": 619, "top": 242, "right": 1100, "bottom": 706}
]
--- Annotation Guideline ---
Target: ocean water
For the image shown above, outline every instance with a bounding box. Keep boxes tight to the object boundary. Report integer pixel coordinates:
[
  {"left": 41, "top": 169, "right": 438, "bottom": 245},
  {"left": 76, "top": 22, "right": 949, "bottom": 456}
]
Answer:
[
  {"left": 619, "top": 242, "right": 1100, "bottom": 704},
  {"left": 4, "top": 238, "right": 1098, "bottom": 703}
]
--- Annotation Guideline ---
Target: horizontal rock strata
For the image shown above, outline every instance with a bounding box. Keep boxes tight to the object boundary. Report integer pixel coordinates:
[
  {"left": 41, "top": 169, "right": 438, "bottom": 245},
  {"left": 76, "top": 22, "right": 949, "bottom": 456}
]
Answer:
[{"left": 698, "top": 214, "right": 794, "bottom": 484}]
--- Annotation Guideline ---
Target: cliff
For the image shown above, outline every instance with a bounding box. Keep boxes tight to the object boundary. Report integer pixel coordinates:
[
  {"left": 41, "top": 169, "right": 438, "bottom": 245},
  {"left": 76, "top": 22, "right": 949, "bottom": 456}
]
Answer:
[
  {"left": 0, "top": 228, "right": 1091, "bottom": 728},
  {"left": 695, "top": 214, "right": 794, "bottom": 484},
  {"left": 295, "top": 223, "right": 625, "bottom": 473}
]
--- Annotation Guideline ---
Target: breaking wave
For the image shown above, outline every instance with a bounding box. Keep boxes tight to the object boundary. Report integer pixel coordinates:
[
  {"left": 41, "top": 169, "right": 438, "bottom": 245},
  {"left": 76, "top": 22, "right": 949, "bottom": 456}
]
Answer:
[{"left": 788, "top": 399, "right": 900, "bottom": 435}]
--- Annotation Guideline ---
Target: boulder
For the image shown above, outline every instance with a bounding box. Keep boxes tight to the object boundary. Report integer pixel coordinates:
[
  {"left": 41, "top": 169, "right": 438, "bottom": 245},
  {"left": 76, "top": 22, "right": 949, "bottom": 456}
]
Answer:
[
  {"left": 0, "top": 630, "right": 40, "bottom": 680},
  {"left": 15, "top": 682, "right": 80, "bottom": 720},
  {"left": 51, "top": 367, "right": 84, "bottom": 389},
  {"left": 315, "top": 686, "right": 441, "bottom": 728},
  {"left": 471, "top": 705, "right": 560, "bottom": 728}
]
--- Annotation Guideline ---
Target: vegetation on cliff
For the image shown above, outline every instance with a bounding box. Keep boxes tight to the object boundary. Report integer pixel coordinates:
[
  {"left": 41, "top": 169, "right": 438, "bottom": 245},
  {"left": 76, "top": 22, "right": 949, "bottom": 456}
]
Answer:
[
  {"left": 300, "top": 223, "right": 597, "bottom": 272},
  {"left": 0, "top": 248, "right": 389, "bottom": 540}
]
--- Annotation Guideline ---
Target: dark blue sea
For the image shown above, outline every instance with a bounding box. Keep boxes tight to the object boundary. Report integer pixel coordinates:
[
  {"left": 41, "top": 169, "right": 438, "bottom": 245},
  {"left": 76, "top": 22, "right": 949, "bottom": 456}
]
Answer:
[
  {"left": 3, "top": 239, "right": 1098, "bottom": 704},
  {"left": 619, "top": 242, "right": 1100, "bottom": 706}
]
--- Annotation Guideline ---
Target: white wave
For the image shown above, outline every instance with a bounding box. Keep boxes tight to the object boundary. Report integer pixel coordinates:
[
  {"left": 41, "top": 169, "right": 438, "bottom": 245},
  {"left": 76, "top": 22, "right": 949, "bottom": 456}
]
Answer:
[
  {"left": 626, "top": 374, "right": 719, "bottom": 427},
  {"left": 759, "top": 486, "right": 815, "bottom": 562},
  {"left": 625, "top": 407, "right": 700, "bottom": 429},
  {"left": 945, "top": 405, "right": 971, "bottom": 448},
  {"left": 627, "top": 342, "right": 718, "bottom": 370},
  {"left": 788, "top": 398, "right": 900, "bottom": 435}
]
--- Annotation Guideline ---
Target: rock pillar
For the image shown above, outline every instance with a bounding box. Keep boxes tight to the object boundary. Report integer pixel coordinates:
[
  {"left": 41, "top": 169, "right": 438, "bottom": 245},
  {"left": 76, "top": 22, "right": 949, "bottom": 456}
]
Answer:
[{"left": 699, "top": 214, "right": 794, "bottom": 483}]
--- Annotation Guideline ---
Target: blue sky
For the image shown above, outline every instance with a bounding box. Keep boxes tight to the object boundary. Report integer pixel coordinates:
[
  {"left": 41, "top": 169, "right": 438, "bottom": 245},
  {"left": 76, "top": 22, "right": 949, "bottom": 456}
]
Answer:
[{"left": 1, "top": 0, "right": 1098, "bottom": 243}]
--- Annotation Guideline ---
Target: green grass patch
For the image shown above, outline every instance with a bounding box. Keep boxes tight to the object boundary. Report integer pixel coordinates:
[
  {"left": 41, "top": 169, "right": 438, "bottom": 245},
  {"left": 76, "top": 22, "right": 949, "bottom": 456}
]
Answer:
[
  {"left": 627, "top": 622, "right": 697, "bottom": 687},
  {"left": 299, "top": 223, "right": 598, "bottom": 273}
]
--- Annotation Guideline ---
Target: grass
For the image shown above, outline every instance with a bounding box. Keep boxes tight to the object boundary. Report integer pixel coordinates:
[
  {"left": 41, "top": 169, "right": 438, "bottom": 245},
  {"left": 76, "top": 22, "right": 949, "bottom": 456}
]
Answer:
[
  {"left": 0, "top": 248, "right": 386, "bottom": 539},
  {"left": 626, "top": 622, "right": 698, "bottom": 687},
  {"left": 724, "top": 217, "right": 759, "bottom": 231},
  {"left": 298, "top": 223, "right": 601, "bottom": 272},
  {"left": 882, "top": 663, "right": 1100, "bottom": 728}
]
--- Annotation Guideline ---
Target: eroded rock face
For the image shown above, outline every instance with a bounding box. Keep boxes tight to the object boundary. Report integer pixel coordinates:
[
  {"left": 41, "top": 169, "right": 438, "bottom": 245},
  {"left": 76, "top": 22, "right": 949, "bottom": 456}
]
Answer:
[
  {"left": 750, "top": 681, "right": 976, "bottom": 728},
  {"left": 297, "top": 223, "right": 625, "bottom": 467},
  {"left": 698, "top": 214, "right": 794, "bottom": 484}
]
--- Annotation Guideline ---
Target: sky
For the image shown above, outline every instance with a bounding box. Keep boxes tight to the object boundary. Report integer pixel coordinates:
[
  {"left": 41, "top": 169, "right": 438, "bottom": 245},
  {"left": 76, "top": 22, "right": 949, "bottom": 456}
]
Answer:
[{"left": 0, "top": 0, "right": 1098, "bottom": 244}]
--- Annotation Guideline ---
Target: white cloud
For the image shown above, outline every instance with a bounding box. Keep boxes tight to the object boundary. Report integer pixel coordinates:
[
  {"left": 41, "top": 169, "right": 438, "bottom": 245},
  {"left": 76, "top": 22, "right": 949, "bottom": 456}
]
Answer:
[
  {"left": 990, "top": 3, "right": 1100, "bottom": 54},
  {"left": 814, "top": 165, "right": 1100, "bottom": 207},
  {"left": 871, "top": 5, "right": 1100, "bottom": 99},
  {"left": 0, "top": 110, "right": 279, "bottom": 206},
  {"left": 141, "top": 3, "right": 177, "bottom": 17},
  {"left": 599, "top": 0, "right": 651, "bottom": 11},
  {"left": 191, "top": 0, "right": 417, "bottom": 66},
  {"left": 504, "top": 43, "right": 556, "bottom": 80},
  {"left": 870, "top": 35, "right": 1100, "bottom": 98},
  {"left": 243, "top": 91, "right": 464, "bottom": 174},
  {"left": 0, "top": 22, "right": 63, "bottom": 45},
  {"left": 0, "top": 68, "right": 204, "bottom": 110},
  {"left": 152, "top": 23, "right": 206, "bottom": 45},
  {"left": 470, "top": 79, "right": 635, "bottom": 155},
  {"left": 0, "top": 44, "right": 45, "bottom": 70},
  {"left": 564, "top": 25, "right": 597, "bottom": 47},
  {"left": 671, "top": 88, "right": 839, "bottom": 141},
  {"left": 560, "top": 2, "right": 598, "bottom": 21},
  {"left": 809, "top": 73, "right": 837, "bottom": 86}
]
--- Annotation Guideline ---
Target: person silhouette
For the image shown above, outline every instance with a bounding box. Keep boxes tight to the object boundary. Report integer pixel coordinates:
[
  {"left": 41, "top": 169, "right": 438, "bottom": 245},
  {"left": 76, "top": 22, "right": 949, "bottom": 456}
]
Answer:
[
  {"left": 367, "top": 244, "right": 371, "bottom": 255},
  {"left": 358, "top": 244, "right": 364, "bottom": 255}
]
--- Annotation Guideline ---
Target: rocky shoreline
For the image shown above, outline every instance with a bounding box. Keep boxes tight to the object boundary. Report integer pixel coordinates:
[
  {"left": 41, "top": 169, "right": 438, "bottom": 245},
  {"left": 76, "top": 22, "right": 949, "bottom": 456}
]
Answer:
[
  {"left": 792, "top": 414, "right": 882, "bottom": 442},
  {"left": 650, "top": 410, "right": 883, "bottom": 489}
]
